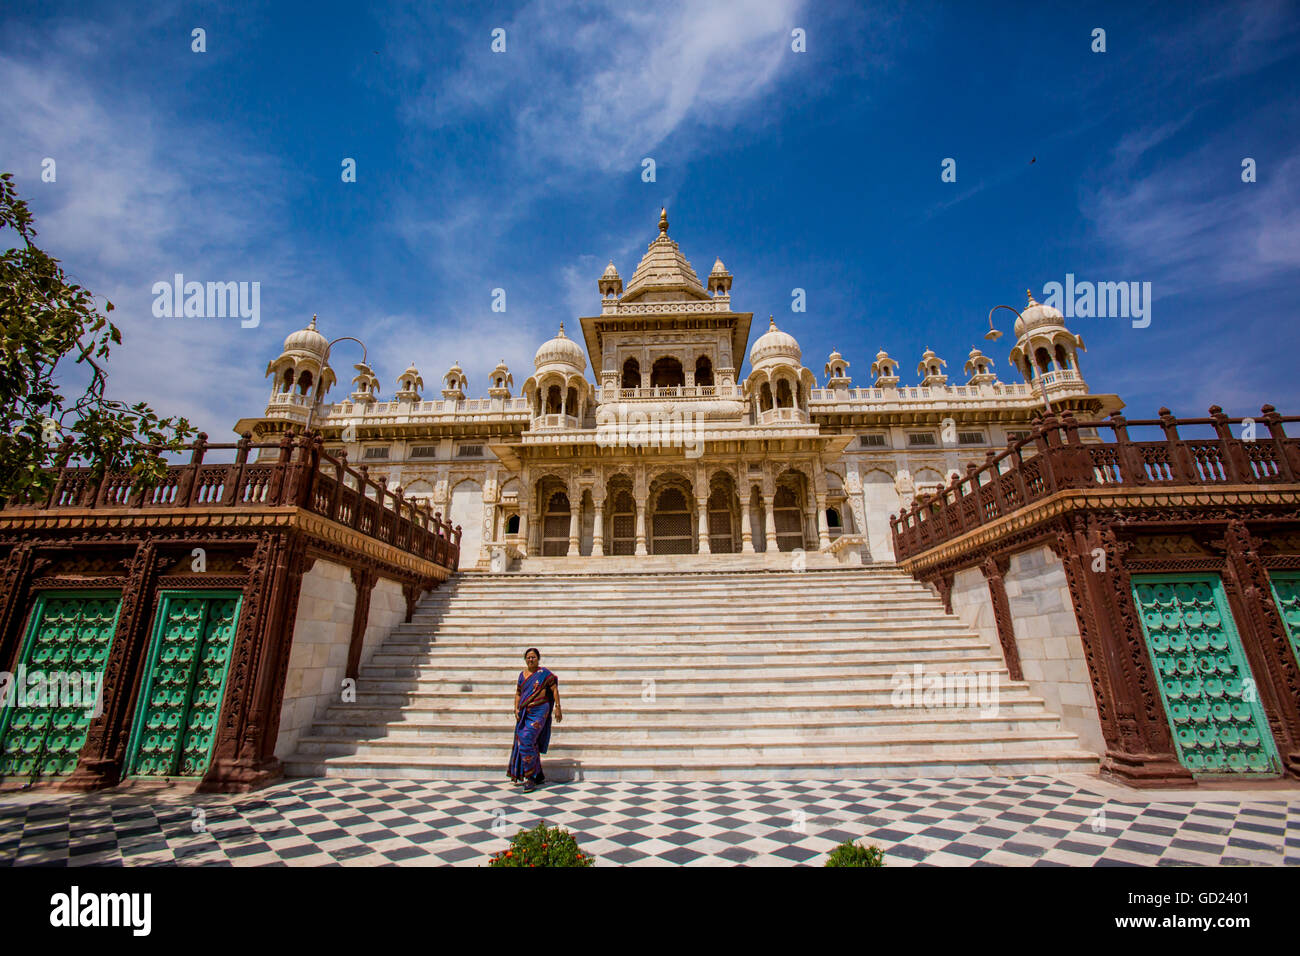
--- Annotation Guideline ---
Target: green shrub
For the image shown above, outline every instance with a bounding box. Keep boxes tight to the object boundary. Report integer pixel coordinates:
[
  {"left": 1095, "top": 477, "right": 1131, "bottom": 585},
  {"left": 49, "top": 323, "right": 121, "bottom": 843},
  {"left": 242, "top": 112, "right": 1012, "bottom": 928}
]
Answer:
[
  {"left": 824, "top": 840, "right": 885, "bottom": 867},
  {"left": 488, "top": 822, "right": 595, "bottom": 867}
]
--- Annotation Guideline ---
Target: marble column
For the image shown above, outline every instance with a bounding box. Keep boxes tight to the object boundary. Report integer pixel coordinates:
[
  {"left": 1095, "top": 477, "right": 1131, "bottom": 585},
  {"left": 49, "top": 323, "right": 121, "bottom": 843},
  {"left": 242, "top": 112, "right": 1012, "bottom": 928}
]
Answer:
[
  {"left": 696, "top": 497, "right": 711, "bottom": 554},
  {"left": 567, "top": 484, "right": 581, "bottom": 557},
  {"left": 634, "top": 495, "right": 648, "bottom": 556},
  {"left": 762, "top": 494, "right": 778, "bottom": 551},
  {"left": 740, "top": 491, "right": 754, "bottom": 553},
  {"left": 816, "top": 493, "right": 831, "bottom": 549},
  {"left": 592, "top": 497, "right": 606, "bottom": 557}
]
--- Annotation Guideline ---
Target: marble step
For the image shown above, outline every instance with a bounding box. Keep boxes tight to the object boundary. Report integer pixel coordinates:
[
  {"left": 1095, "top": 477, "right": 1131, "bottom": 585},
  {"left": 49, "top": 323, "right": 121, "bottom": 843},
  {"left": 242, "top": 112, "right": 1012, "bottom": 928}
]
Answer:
[
  {"left": 364, "top": 647, "right": 997, "bottom": 667},
  {"left": 340, "top": 686, "right": 1043, "bottom": 709},
  {"left": 356, "top": 657, "right": 1007, "bottom": 680},
  {"left": 282, "top": 749, "right": 1100, "bottom": 783},
  {"left": 291, "top": 728, "right": 1085, "bottom": 759},
  {"left": 284, "top": 566, "right": 1095, "bottom": 782},
  {"left": 375, "top": 638, "right": 989, "bottom": 655},
  {"left": 305, "top": 713, "right": 1067, "bottom": 740},
  {"left": 313, "top": 697, "right": 1059, "bottom": 723}
]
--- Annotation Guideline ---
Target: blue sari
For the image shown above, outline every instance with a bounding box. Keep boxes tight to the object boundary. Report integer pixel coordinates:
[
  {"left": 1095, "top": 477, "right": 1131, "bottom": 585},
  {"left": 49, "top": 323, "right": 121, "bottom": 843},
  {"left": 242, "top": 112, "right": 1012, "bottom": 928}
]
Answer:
[{"left": 509, "top": 666, "right": 557, "bottom": 781}]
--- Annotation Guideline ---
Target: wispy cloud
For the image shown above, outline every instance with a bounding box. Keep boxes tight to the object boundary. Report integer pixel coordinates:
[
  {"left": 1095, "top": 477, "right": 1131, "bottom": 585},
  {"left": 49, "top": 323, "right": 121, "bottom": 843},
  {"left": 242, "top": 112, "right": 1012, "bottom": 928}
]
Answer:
[{"left": 0, "top": 15, "right": 309, "bottom": 436}]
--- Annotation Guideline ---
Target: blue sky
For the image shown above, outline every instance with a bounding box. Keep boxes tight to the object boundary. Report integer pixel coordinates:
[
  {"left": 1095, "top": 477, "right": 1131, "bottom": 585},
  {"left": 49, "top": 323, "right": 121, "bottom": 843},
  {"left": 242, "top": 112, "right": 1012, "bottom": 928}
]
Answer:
[{"left": 2, "top": 0, "right": 1298, "bottom": 437}]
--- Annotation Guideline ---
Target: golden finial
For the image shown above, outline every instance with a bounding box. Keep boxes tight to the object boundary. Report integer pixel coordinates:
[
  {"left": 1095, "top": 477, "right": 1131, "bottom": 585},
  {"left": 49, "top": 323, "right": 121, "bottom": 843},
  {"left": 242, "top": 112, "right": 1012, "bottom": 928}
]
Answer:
[
  {"left": 769, "top": 315, "right": 776, "bottom": 330},
  {"left": 1026, "top": 288, "right": 1038, "bottom": 306},
  {"left": 309, "top": 313, "right": 318, "bottom": 329},
  {"left": 659, "top": 207, "right": 668, "bottom": 234},
  {"left": 558, "top": 321, "right": 566, "bottom": 336}
]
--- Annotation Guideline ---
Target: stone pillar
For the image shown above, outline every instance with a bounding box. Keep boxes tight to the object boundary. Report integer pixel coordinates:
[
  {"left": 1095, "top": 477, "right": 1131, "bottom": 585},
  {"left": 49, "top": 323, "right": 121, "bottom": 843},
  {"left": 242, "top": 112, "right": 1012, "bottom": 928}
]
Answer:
[
  {"left": 566, "top": 482, "right": 581, "bottom": 557},
  {"left": 592, "top": 498, "right": 606, "bottom": 557},
  {"left": 740, "top": 492, "right": 754, "bottom": 553},
  {"left": 696, "top": 497, "right": 711, "bottom": 554},
  {"left": 345, "top": 567, "right": 377, "bottom": 680},
  {"left": 816, "top": 493, "right": 831, "bottom": 549},
  {"left": 634, "top": 496, "right": 648, "bottom": 556},
  {"left": 979, "top": 556, "right": 1023, "bottom": 681},
  {"left": 762, "top": 493, "right": 778, "bottom": 552}
]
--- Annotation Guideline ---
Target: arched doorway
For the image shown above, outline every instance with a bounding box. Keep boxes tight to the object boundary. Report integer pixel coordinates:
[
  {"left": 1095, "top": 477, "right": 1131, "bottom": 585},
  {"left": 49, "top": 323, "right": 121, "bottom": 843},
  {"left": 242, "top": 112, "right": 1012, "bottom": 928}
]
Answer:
[
  {"left": 651, "top": 356, "right": 684, "bottom": 389},
  {"left": 707, "top": 475, "right": 739, "bottom": 553},
  {"left": 607, "top": 488, "right": 636, "bottom": 555},
  {"left": 449, "top": 479, "right": 484, "bottom": 566},
  {"left": 773, "top": 485, "right": 805, "bottom": 551},
  {"left": 651, "top": 485, "right": 693, "bottom": 554},
  {"left": 541, "top": 490, "right": 570, "bottom": 556},
  {"left": 621, "top": 357, "right": 640, "bottom": 390}
]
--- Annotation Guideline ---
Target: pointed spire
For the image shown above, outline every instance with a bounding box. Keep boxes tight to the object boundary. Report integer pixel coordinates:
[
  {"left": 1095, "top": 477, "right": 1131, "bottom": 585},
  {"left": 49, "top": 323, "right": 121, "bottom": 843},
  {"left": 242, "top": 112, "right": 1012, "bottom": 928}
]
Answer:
[
  {"left": 659, "top": 207, "right": 668, "bottom": 235},
  {"left": 558, "top": 321, "right": 566, "bottom": 336},
  {"left": 309, "top": 314, "right": 318, "bottom": 329},
  {"left": 769, "top": 315, "right": 776, "bottom": 330},
  {"left": 1026, "top": 289, "right": 1038, "bottom": 307}
]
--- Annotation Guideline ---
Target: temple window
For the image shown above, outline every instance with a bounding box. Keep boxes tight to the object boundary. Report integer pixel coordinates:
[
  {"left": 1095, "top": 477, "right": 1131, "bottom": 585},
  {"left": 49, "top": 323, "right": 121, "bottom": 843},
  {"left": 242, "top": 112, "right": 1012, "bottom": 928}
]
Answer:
[
  {"left": 695, "top": 356, "right": 714, "bottom": 387},
  {"left": 651, "top": 356, "right": 684, "bottom": 389},
  {"left": 622, "top": 357, "right": 640, "bottom": 389}
]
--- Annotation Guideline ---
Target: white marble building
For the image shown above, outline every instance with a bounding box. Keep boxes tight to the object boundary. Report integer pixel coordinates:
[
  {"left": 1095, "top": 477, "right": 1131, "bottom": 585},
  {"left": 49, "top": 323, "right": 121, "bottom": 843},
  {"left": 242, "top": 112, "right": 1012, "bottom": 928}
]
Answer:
[{"left": 235, "top": 210, "right": 1122, "bottom": 569}]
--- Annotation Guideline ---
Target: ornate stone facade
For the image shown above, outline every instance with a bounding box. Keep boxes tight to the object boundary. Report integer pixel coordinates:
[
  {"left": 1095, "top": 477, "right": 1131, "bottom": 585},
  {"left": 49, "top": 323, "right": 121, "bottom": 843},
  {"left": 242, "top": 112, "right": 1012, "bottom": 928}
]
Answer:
[{"left": 235, "top": 210, "right": 1123, "bottom": 570}]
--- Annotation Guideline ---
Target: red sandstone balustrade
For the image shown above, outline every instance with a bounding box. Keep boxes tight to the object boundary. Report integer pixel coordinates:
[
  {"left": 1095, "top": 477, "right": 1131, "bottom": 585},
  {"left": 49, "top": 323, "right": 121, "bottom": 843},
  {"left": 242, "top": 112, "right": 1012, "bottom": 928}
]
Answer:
[
  {"left": 2, "top": 429, "right": 460, "bottom": 569},
  {"left": 890, "top": 405, "right": 1300, "bottom": 562}
]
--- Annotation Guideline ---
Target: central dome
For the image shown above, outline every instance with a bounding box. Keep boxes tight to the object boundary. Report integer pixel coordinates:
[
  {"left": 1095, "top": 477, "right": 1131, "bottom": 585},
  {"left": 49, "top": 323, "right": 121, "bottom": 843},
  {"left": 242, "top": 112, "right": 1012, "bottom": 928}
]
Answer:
[{"left": 619, "top": 208, "right": 710, "bottom": 302}]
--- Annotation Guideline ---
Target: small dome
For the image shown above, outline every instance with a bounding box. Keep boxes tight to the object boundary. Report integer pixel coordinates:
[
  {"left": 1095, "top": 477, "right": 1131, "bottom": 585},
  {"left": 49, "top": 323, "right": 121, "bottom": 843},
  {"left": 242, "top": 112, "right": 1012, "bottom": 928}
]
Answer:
[
  {"left": 874, "top": 349, "right": 893, "bottom": 364},
  {"left": 710, "top": 257, "right": 727, "bottom": 274},
  {"left": 1016, "top": 289, "right": 1067, "bottom": 338},
  {"left": 283, "top": 314, "right": 328, "bottom": 356},
  {"left": 749, "top": 317, "right": 802, "bottom": 366},
  {"left": 534, "top": 322, "right": 587, "bottom": 372},
  {"left": 601, "top": 262, "right": 620, "bottom": 279}
]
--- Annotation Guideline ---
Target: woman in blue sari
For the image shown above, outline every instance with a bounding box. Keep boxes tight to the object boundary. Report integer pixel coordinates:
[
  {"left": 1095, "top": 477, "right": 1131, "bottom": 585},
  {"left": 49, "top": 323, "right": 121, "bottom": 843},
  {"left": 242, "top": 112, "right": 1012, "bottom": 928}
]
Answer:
[{"left": 509, "top": 648, "right": 562, "bottom": 792}]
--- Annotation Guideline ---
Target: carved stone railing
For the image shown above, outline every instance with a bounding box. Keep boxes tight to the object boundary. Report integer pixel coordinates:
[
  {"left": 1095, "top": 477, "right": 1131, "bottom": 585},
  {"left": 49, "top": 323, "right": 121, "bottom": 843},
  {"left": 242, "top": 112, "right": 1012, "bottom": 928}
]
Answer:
[
  {"left": 891, "top": 405, "right": 1300, "bottom": 562},
  {"left": 607, "top": 385, "right": 741, "bottom": 400},
  {"left": 4, "top": 431, "right": 462, "bottom": 571}
]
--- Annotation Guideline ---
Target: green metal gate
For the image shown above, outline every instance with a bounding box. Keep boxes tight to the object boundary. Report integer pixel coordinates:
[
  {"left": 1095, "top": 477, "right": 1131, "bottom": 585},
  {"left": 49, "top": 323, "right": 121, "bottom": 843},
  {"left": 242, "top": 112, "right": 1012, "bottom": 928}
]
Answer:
[
  {"left": 125, "top": 591, "right": 241, "bottom": 778},
  {"left": 0, "top": 591, "right": 123, "bottom": 778},
  {"left": 1132, "top": 574, "right": 1281, "bottom": 775},
  {"left": 1267, "top": 571, "right": 1300, "bottom": 671}
]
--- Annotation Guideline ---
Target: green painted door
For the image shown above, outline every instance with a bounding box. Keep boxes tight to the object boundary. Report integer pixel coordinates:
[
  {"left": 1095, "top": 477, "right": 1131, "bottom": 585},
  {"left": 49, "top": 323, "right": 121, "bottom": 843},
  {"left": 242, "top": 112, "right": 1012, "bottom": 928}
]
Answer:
[
  {"left": 1267, "top": 571, "right": 1300, "bottom": 671},
  {"left": 1132, "top": 574, "right": 1281, "bottom": 775},
  {"left": 125, "top": 591, "right": 242, "bottom": 777},
  {"left": 0, "top": 591, "right": 123, "bottom": 778}
]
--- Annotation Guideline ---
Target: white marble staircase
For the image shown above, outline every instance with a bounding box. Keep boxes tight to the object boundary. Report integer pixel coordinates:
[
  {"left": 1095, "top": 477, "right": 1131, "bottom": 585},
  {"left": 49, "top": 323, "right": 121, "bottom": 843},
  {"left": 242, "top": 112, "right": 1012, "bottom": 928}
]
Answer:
[{"left": 282, "top": 567, "right": 1099, "bottom": 781}]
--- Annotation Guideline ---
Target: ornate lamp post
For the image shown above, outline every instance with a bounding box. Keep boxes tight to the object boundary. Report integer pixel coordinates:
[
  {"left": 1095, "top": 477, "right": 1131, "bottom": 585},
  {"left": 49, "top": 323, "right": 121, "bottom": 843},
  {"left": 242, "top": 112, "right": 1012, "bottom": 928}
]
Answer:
[
  {"left": 303, "top": 328, "right": 369, "bottom": 436},
  {"left": 984, "top": 296, "right": 1051, "bottom": 412}
]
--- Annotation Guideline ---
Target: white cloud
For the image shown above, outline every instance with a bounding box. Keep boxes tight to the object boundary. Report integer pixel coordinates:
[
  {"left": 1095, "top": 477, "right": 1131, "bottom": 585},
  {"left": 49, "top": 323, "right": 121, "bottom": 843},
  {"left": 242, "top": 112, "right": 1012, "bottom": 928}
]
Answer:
[{"left": 0, "top": 21, "right": 302, "bottom": 438}]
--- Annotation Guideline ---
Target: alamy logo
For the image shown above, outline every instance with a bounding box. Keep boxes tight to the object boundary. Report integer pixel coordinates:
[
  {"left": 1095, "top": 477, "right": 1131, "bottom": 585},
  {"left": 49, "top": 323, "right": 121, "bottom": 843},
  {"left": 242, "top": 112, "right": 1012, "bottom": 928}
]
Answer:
[
  {"left": 49, "top": 886, "right": 151, "bottom": 936},
  {"left": 0, "top": 665, "right": 103, "bottom": 718},
  {"left": 1041, "top": 275, "right": 1151, "bottom": 329},
  {"left": 151, "top": 274, "right": 260, "bottom": 328}
]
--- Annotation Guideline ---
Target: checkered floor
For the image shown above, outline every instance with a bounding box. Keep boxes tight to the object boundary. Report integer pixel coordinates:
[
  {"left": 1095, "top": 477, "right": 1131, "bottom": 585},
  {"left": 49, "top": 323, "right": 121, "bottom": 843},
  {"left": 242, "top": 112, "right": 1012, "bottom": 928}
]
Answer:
[{"left": 1, "top": 775, "right": 1297, "bottom": 866}]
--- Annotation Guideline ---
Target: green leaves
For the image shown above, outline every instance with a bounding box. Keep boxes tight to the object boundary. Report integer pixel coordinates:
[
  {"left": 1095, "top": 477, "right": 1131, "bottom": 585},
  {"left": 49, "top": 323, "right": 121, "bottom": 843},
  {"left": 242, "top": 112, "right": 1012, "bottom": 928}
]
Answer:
[
  {"left": 824, "top": 840, "right": 886, "bottom": 867},
  {"left": 487, "top": 822, "right": 595, "bottom": 867},
  {"left": 0, "top": 172, "right": 195, "bottom": 501}
]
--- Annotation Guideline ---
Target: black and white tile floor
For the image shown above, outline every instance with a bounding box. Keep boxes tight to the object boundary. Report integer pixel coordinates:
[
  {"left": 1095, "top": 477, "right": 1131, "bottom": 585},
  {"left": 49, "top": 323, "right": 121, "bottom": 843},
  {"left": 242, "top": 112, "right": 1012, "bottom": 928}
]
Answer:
[{"left": 1, "top": 775, "right": 1298, "bottom": 867}]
